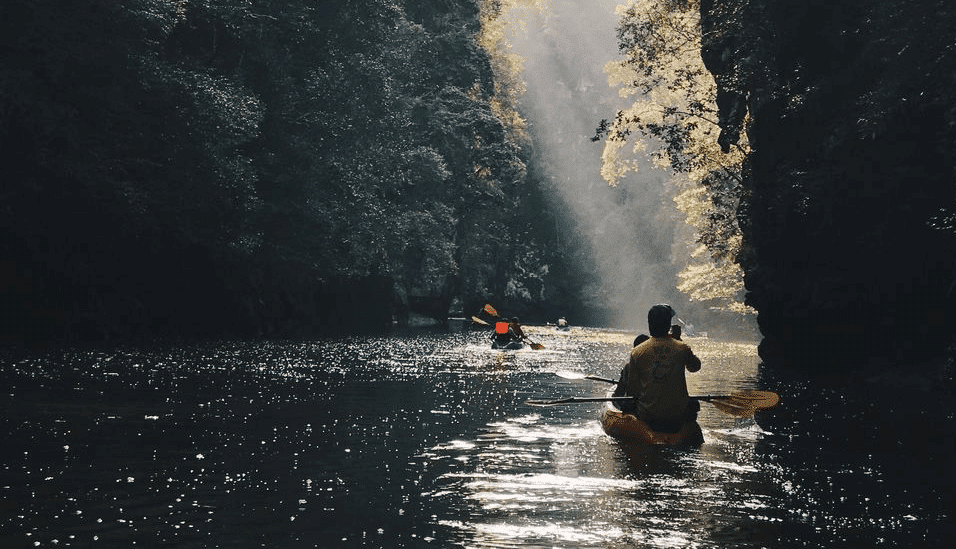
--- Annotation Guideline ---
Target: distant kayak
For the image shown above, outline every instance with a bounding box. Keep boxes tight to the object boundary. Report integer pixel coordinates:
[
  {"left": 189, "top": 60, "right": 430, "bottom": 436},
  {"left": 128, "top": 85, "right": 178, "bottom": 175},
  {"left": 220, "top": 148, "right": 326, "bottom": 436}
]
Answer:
[
  {"left": 600, "top": 394, "right": 703, "bottom": 446},
  {"left": 491, "top": 340, "right": 524, "bottom": 350}
]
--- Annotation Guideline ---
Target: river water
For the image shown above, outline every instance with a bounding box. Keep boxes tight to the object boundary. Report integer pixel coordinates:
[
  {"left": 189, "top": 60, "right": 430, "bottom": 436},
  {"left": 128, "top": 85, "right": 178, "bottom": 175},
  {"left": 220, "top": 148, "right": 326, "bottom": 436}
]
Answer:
[{"left": 1, "top": 325, "right": 953, "bottom": 548}]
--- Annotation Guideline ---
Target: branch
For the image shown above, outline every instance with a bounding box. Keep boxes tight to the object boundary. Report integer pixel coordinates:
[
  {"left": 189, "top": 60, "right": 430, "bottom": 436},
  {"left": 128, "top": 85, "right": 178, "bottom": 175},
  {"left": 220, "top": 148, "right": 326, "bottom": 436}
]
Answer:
[
  {"left": 661, "top": 108, "right": 720, "bottom": 128},
  {"left": 717, "top": 163, "right": 743, "bottom": 184}
]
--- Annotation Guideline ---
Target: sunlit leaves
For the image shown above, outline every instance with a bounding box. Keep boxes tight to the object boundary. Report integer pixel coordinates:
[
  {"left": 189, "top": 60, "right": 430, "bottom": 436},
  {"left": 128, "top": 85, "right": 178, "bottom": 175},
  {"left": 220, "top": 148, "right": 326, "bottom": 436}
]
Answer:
[
  {"left": 601, "top": 0, "right": 745, "bottom": 184},
  {"left": 598, "top": 0, "right": 751, "bottom": 313},
  {"left": 676, "top": 255, "right": 744, "bottom": 304},
  {"left": 477, "top": 0, "right": 549, "bottom": 144}
]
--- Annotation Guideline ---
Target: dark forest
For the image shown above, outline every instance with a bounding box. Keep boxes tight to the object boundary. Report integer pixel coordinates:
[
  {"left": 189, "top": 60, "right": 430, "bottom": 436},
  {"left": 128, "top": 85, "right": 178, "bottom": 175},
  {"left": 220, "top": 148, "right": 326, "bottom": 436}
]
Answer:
[{"left": 1, "top": 0, "right": 599, "bottom": 343}]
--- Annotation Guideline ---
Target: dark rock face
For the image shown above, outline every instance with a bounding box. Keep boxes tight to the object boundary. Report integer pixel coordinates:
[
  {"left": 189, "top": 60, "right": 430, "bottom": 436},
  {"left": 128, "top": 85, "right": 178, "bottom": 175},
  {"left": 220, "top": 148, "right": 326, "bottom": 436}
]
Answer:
[{"left": 701, "top": 0, "right": 956, "bottom": 369}]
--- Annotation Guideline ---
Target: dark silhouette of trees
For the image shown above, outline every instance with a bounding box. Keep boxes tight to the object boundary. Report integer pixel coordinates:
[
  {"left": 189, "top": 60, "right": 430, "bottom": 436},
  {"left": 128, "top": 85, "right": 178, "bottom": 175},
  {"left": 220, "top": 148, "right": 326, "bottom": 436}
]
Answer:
[{"left": 0, "top": 0, "right": 585, "bottom": 343}]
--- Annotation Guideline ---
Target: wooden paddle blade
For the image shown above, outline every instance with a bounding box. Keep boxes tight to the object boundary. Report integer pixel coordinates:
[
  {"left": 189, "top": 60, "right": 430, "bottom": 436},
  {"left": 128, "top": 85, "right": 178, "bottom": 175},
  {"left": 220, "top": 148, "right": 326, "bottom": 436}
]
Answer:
[
  {"left": 726, "top": 390, "right": 778, "bottom": 401},
  {"left": 707, "top": 398, "right": 758, "bottom": 418},
  {"left": 699, "top": 390, "right": 780, "bottom": 418},
  {"left": 483, "top": 304, "right": 499, "bottom": 317},
  {"left": 529, "top": 342, "right": 545, "bottom": 350},
  {"left": 729, "top": 390, "right": 780, "bottom": 410},
  {"left": 471, "top": 316, "right": 490, "bottom": 326}
]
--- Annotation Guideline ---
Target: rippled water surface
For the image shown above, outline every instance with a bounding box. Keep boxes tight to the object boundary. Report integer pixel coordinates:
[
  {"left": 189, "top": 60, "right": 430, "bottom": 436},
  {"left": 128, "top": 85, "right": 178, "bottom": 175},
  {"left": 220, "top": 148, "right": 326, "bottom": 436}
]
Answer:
[{"left": 1, "top": 326, "right": 953, "bottom": 547}]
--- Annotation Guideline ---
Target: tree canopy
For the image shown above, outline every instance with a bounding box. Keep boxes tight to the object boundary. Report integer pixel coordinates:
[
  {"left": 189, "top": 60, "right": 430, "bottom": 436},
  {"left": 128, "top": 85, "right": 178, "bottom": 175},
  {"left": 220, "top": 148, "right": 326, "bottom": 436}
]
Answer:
[
  {"left": 0, "top": 0, "right": 593, "bottom": 342},
  {"left": 595, "top": 0, "right": 751, "bottom": 314}
]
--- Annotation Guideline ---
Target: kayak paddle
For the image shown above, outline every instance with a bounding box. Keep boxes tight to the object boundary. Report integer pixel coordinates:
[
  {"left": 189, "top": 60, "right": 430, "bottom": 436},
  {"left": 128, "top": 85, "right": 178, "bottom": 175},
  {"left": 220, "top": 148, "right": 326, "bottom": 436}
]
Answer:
[
  {"left": 526, "top": 396, "right": 635, "bottom": 405},
  {"left": 525, "top": 391, "right": 779, "bottom": 418},
  {"left": 524, "top": 339, "right": 545, "bottom": 350},
  {"left": 547, "top": 371, "right": 780, "bottom": 417},
  {"left": 555, "top": 371, "right": 611, "bottom": 382}
]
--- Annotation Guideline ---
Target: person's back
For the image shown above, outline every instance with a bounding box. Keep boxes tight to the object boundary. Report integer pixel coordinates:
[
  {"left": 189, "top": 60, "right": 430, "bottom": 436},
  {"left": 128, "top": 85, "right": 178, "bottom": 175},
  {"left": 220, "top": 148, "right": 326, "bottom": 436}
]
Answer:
[
  {"left": 493, "top": 321, "right": 515, "bottom": 343},
  {"left": 509, "top": 318, "right": 526, "bottom": 340},
  {"left": 625, "top": 336, "right": 700, "bottom": 430},
  {"left": 623, "top": 304, "right": 701, "bottom": 432}
]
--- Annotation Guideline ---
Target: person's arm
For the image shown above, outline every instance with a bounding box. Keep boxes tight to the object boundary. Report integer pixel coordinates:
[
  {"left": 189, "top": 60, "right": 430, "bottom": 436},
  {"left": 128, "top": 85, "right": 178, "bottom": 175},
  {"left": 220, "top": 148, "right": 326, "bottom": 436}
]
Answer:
[
  {"left": 613, "top": 366, "right": 627, "bottom": 396},
  {"left": 685, "top": 348, "right": 701, "bottom": 373}
]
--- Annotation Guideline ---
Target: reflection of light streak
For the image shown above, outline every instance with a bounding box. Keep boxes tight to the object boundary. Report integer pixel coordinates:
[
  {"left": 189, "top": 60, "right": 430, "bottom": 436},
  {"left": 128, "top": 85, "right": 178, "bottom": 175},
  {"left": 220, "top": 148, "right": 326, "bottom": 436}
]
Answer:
[
  {"left": 439, "top": 519, "right": 627, "bottom": 547},
  {"left": 451, "top": 471, "right": 641, "bottom": 494}
]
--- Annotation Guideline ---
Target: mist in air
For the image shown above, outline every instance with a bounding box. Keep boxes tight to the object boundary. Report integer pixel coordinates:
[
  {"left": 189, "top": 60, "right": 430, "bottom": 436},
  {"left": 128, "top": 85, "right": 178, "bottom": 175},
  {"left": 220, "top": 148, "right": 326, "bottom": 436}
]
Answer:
[{"left": 504, "top": 0, "right": 686, "bottom": 330}]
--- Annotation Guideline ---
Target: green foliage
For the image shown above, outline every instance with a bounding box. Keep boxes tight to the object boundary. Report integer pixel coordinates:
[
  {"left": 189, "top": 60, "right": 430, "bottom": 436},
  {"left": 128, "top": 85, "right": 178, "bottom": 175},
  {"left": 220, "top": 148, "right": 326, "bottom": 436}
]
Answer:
[
  {"left": 0, "top": 0, "right": 576, "bottom": 339},
  {"left": 1, "top": 1, "right": 261, "bottom": 247},
  {"left": 597, "top": 0, "right": 750, "bottom": 313}
]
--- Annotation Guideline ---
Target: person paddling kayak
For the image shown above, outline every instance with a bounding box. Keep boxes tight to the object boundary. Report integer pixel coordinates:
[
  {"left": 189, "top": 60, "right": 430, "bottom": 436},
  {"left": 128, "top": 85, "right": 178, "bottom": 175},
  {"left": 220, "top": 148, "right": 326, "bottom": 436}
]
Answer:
[
  {"left": 491, "top": 317, "right": 525, "bottom": 348},
  {"left": 619, "top": 304, "right": 702, "bottom": 433}
]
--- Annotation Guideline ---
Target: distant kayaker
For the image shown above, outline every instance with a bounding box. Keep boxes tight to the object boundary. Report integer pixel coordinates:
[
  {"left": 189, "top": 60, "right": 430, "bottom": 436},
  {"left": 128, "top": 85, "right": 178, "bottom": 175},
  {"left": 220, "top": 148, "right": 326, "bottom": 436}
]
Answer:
[
  {"left": 619, "top": 304, "right": 702, "bottom": 432},
  {"left": 492, "top": 320, "right": 515, "bottom": 344},
  {"left": 491, "top": 317, "right": 524, "bottom": 346},
  {"left": 509, "top": 317, "right": 527, "bottom": 340}
]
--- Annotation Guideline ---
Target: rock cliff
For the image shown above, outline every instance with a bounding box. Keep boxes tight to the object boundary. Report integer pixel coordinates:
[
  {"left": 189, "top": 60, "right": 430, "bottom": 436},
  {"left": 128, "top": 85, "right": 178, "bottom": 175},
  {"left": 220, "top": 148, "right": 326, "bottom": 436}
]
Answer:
[{"left": 701, "top": 0, "right": 956, "bottom": 369}]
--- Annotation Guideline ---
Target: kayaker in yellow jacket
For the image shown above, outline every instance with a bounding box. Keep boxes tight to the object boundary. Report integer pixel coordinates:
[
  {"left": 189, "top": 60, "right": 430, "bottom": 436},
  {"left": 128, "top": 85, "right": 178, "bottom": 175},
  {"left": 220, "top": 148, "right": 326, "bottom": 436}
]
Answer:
[{"left": 621, "top": 304, "right": 701, "bottom": 432}]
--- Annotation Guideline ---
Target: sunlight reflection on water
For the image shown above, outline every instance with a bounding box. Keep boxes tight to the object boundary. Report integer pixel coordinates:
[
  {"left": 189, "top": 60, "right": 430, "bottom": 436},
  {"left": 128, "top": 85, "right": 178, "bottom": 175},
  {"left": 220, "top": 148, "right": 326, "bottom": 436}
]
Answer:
[{"left": 1, "top": 326, "right": 951, "bottom": 548}]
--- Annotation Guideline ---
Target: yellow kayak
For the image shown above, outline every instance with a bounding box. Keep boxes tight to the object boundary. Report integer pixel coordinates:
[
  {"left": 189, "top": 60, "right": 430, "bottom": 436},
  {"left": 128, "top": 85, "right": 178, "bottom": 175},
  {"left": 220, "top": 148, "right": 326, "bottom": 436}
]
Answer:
[{"left": 601, "top": 396, "right": 704, "bottom": 446}]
